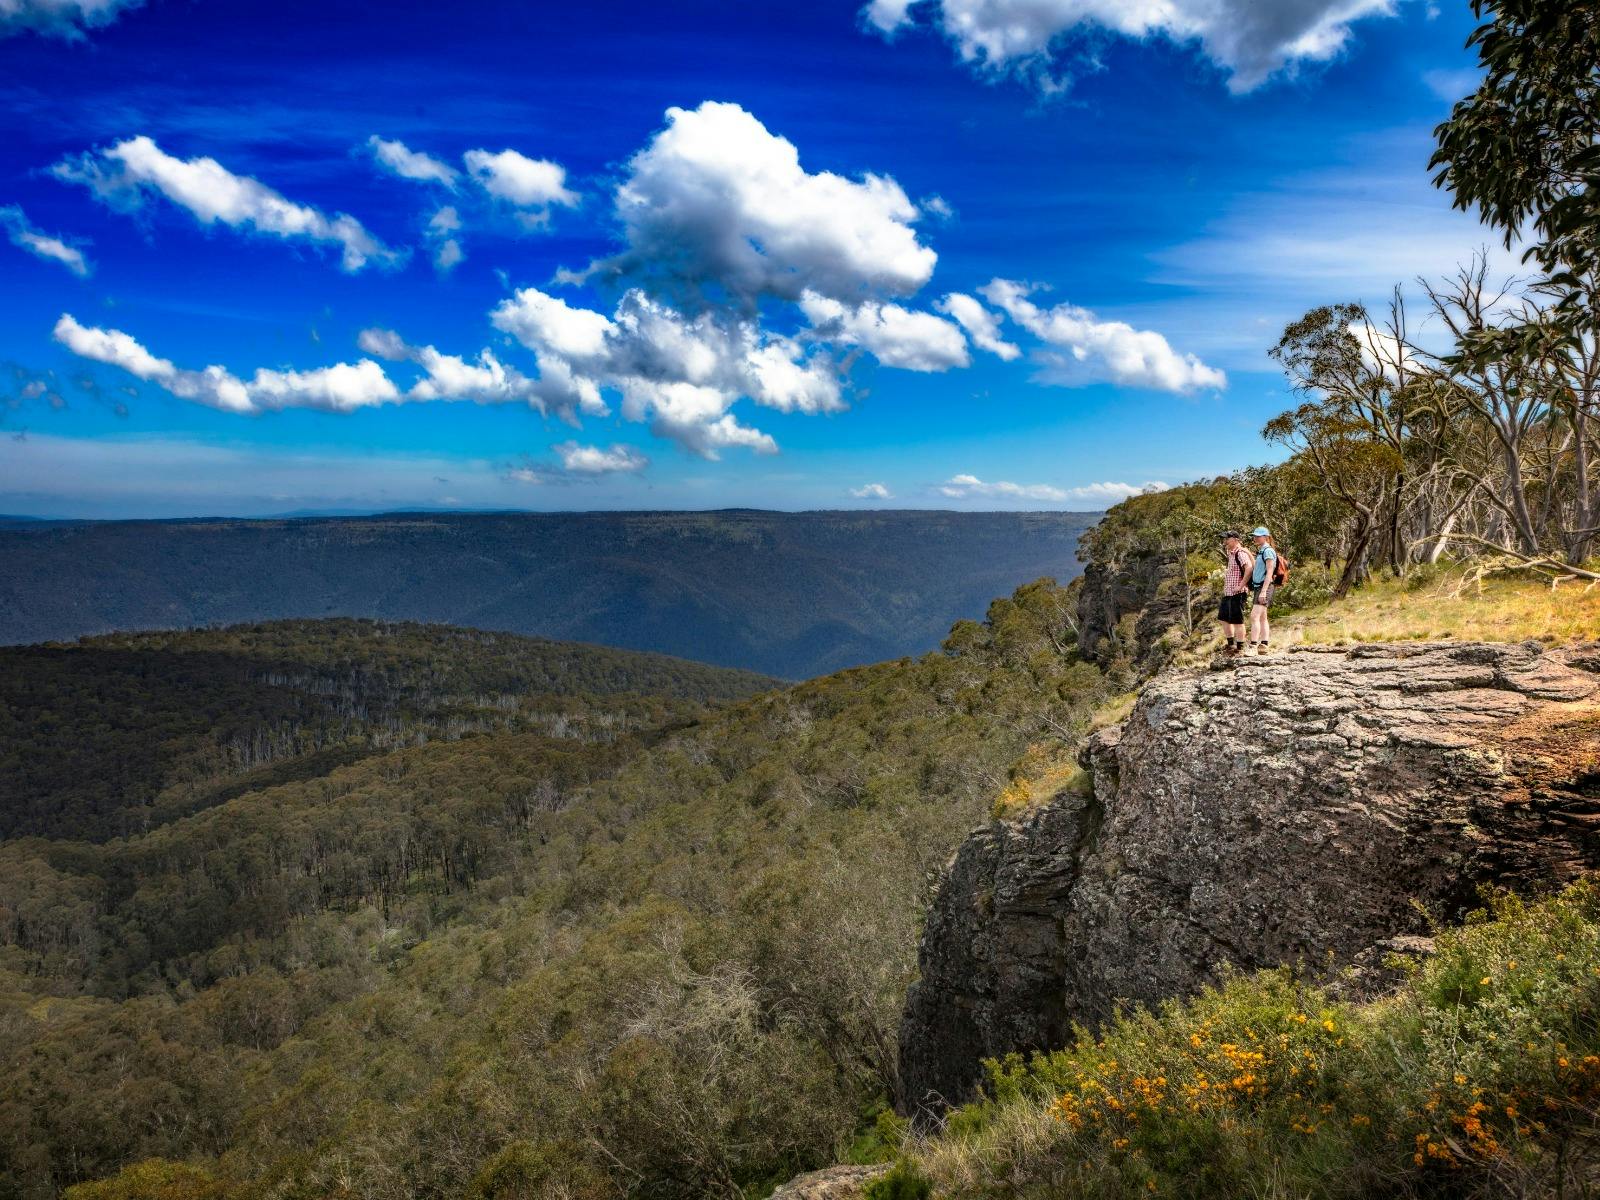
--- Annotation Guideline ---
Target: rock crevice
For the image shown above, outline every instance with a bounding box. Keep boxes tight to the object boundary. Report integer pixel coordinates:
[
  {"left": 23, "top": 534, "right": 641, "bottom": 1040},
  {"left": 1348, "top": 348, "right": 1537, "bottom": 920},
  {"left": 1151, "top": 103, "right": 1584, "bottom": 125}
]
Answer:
[{"left": 899, "top": 641, "right": 1600, "bottom": 1117}]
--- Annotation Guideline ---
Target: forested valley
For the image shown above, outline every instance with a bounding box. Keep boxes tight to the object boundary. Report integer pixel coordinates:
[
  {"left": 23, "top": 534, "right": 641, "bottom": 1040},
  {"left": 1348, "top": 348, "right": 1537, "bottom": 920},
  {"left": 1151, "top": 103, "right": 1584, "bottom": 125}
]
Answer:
[{"left": 0, "top": 596, "right": 1116, "bottom": 1199}]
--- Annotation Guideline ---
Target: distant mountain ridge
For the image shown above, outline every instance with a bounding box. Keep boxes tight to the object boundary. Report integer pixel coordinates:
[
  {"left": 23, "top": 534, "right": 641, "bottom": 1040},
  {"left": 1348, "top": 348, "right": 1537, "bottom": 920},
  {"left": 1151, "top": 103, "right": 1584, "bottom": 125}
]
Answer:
[{"left": 0, "top": 508, "right": 1098, "bottom": 678}]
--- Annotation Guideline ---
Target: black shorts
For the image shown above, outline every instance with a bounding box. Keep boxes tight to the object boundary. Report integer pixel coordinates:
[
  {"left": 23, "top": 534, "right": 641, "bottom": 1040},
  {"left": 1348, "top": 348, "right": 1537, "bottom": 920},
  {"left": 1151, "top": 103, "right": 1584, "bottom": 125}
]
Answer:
[{"left": 1217, "top": 591, "right": 1246, "bottom": 624}]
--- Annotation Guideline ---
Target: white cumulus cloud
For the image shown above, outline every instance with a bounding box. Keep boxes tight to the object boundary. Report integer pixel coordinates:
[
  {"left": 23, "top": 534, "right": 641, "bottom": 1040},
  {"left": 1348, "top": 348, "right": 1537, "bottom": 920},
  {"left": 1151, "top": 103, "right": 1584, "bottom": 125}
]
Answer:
[
  {"left": 1063, "top": 479, "right": 1170, "bottom": 502},
  {"left": 938, "top": 473, "right": 1070, "bottom": 502},
  {"left": 491, "top": 286, "right": 844, "bottom": 458},
  {"left": 936, "top": 291, "right": 1019, "bottom": 360},
  {"left": 851, "top": 482, "right": 893, "bottom": 499},
  {"left": 1, "top": 0, "right": 143, "bottom": 38},
  {"left": 0, "top": 204, "right": 91, "bottom": 276},
  {"left": 463, "top": 148, "right": 579, "bottom": 225},
  {"left": 799, "top": 291, "right": 970, "bottom": 372},
  {"left": 596, "top": 100, "right": 937, "bottom": 305},
  {"left": 936, "top": 475, "right": 1166, "bottom": 505},
  {"left": 981, "top": 278, "right": 1226, "bottom": 393},
  {"left": 55, "top": 314, "right": 399, "bottom": 414},
  {"left": 54, "top": 136, "right": 403, "bottom": 272},
  {"left": 553, "top": 441, "right": 650, "bottom": 474},
  {"left": 865, "top": 0, "right": 1399, "bottom": 93},
  {"left": 367, "top": 136, "right": 459, "bottom": 188},
  {"left": 357, "top": 326, "right": 593, "bottom": 417}
]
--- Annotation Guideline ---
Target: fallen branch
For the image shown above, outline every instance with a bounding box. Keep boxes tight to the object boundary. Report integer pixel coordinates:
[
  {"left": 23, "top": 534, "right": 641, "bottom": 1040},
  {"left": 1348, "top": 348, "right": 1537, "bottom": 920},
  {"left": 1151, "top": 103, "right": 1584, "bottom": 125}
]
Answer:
[{"left": 1431, "top": 534, "right": 1600, "bottom": 584}]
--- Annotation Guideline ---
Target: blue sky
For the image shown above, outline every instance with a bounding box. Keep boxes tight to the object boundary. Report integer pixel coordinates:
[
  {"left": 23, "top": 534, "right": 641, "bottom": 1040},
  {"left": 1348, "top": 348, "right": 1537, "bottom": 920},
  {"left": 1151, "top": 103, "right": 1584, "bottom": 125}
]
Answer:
[{"left": 0, "top": 0, "right": 1501, "bottom": 517}]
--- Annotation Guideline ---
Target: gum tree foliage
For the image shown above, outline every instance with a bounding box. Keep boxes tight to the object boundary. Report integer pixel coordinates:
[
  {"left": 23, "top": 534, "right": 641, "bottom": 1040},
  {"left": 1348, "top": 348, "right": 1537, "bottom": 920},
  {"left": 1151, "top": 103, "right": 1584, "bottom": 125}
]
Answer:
[{"left": 1430, "top": 0, "right": 1600, "bottom": 297}]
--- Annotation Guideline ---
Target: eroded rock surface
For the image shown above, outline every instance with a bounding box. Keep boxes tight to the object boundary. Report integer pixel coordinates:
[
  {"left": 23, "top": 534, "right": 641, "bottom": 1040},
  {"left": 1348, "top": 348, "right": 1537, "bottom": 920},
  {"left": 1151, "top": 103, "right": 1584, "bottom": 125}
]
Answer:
[
  {"left": 900, "top": 641, "right": 1600, "bottom": 1117},
  {"left": 769, "top": 1165, "right": 887, "bottom": 1199}
]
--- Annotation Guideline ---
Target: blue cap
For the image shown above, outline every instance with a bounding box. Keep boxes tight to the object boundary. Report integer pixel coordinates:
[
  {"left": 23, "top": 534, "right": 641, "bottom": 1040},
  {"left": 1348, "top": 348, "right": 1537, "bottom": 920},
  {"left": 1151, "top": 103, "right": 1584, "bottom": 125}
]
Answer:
[{"left": 1251, "top": 526, "right": 1271, "bottom": 537}]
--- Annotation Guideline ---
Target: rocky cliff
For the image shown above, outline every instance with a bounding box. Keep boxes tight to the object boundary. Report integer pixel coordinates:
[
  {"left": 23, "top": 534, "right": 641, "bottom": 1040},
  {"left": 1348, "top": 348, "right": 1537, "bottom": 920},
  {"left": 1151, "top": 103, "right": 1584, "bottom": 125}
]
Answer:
[
  {"left": 899, "top": 640, "right": 1600, "bottom": 1116},
  {"left": 1073, "top": 551, "right": 1189, "bottom": 671}
]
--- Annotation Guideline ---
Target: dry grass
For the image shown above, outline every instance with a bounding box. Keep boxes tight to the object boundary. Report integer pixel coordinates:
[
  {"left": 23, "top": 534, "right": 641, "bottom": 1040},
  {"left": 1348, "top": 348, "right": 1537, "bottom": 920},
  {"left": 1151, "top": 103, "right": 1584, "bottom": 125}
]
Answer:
[{"left": 1281, "top": 570, "right": 1600, "bottom": 648}]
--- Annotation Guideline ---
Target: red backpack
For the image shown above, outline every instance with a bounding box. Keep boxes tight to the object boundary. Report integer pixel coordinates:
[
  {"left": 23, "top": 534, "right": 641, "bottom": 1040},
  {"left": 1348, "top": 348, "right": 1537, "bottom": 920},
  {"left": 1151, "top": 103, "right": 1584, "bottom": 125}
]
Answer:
[{"left": 1271, "top": 548, "right": 1290, "bottom": 587}]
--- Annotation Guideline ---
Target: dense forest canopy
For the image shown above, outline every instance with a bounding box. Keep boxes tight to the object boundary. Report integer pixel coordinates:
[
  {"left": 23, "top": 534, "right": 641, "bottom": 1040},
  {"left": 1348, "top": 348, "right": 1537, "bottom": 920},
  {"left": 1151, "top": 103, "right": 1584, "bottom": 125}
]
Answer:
[{"left": 0, "top": 591, "right": 1116, "bottom": 1199}]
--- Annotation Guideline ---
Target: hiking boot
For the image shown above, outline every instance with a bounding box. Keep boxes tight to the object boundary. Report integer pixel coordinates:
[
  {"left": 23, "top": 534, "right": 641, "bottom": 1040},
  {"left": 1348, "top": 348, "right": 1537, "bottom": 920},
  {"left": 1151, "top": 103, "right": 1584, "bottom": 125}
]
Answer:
[{"left": 1257, "top": 642, "right": 1271, "bottom": 656}]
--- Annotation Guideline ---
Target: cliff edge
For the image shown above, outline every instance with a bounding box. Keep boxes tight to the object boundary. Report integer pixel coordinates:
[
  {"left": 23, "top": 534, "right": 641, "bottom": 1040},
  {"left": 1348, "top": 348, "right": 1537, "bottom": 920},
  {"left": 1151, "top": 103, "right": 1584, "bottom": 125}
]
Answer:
[{"left": 900, "top": 640, "right": 1600, "bottom": 1116}]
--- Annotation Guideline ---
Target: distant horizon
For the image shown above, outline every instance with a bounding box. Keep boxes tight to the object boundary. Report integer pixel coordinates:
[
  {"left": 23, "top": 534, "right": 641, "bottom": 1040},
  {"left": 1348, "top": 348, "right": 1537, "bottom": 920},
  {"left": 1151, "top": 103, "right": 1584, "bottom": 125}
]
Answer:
[{"left": 0, "top": 502, "right": 1110, "bottom": 524}]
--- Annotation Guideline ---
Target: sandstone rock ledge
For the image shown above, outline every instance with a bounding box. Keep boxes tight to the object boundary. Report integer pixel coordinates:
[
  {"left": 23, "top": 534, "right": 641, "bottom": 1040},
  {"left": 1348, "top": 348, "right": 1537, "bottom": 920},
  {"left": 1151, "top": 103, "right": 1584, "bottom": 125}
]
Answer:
[
  {"left": 769, "top": 1164, "right": 887, "bottom": 1199},
  {"left": 900, "top": 640, "right": 1600, "bottom": 1117}
]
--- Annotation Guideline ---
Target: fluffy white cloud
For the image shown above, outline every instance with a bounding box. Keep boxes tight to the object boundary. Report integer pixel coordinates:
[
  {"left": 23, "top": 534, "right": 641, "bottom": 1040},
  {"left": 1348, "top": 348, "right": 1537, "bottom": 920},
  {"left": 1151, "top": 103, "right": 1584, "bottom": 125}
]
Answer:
[
  {"left": 938, "top": 473, "right": 1070, "bottom": 502},
  {"left": 936, "top": 474, "right": 1165, "bottom": 504},
  {"left": 367, "top": 136, "right": 459, "bottom": 188},
  {"left": 491, "top": 286, "right": 843, "bottom": 458},
  {"left": 493, "top": 287, "right": 616, "bottom": 360},
  {"left": 1, "top": 0, "right": 142, "bottom": 38},
  {"left": 799, "top": 292, "right": 969, "bottom": 372},
  {"left": 1349, "top": 319, "right": 1423, "bottom": 381},
  {"left": 1062, "top": 479, "right": 1170, "bottom": 502},
  {"left": 862, "top": 0, "right": 915, "bottom": 33},
  {"left": 599, "top": 101, "right": 937, "bottom": 305},
  {"left": 553, "top": 441, "right": 649, "bottom": 474},
  {"left": 981, "top": 278, "right": 1226, "bottom": 393},
  {"left": 463, "top": 148, "right": 579, "bottom": 224},
  {"left": 426, "top": 205, "right": 463, "bottom": 272},
  {"left": 866, "top": 0, "right": 1398, "bottom": 93},
  {"left": 357, "top": 326, "right": 595, "bottom": 417},
  {"left": 936, "top": 292, "right": 1019, "bottom": 360},
  {"left": 851, "top": 482, "right": 893, "bottom": 499},
  {"left": 54, "top": 136, "right": 403, "bottom": 272},
  {"left": 0, "top": 205, "right": 91, "bottom": 276},
  {"left": 55, "top": 314, "right": 399, "bottom": 413}
]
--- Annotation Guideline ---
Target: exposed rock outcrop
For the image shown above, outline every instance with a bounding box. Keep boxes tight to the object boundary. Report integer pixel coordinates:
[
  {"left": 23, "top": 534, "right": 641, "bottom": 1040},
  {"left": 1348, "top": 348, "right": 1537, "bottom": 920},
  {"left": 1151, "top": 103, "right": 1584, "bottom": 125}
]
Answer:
[
  {"left": 768, "top": 1165, "right": 886, "bottom": 1198},
  {"left": 1074, "top": 552, "right": 1190, "bottom": 670},
  {"left": 900, "top": 640, "right": 1600, "bottom": 1117}
]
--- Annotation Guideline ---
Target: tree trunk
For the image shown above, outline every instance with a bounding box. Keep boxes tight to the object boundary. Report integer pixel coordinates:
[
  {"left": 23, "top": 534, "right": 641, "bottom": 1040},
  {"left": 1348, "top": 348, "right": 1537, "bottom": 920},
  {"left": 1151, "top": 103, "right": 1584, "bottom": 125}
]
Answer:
[{"left": 1333, "top": 511, "right": 1376, "bottom": 600}]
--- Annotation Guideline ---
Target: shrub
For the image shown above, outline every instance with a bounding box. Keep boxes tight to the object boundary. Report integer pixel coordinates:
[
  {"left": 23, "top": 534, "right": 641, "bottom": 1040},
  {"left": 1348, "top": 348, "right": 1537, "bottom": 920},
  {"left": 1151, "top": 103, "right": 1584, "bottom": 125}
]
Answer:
[
  {"left": 864, "top": 1160, "right": 932, "bottom": 1200},
  {"left": 913, "top": 880, "right": 1600, "bottom": 1199}
]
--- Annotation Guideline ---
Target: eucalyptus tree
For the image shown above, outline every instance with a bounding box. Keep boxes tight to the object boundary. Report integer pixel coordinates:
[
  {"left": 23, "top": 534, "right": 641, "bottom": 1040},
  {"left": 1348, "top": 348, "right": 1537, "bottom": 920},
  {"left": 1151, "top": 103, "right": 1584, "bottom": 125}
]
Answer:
[{"left": 1430, "top": 0, "right": 1600, "bottom": 297}]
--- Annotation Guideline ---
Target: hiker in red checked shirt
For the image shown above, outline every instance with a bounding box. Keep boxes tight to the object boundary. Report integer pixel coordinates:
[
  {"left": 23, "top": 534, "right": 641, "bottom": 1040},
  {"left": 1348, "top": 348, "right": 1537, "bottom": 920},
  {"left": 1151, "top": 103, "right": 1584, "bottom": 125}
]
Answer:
[{"left": 1217, "top": 531, "right": 1254, "bottom": 658}]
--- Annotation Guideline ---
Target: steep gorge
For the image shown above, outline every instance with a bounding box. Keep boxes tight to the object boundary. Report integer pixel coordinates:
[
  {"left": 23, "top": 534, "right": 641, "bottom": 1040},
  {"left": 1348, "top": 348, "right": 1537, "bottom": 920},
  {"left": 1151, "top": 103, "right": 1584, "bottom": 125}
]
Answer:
[{"left": 899, "top": 639, "right": 1600, "bottom": 1115}]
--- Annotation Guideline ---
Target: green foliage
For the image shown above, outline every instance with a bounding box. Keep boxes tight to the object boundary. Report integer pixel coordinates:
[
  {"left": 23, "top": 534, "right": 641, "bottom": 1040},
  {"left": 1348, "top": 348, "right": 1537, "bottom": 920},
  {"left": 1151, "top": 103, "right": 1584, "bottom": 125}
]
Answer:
[
  {"left": 0, "top": 618, "right": 773, "bottom": 842},
  {"left": 464, "top": 1140, "right": 609, "bottom": 1200},
  {"left": 1, "top": 589, "right": 1112, "bottom": 1200},
  {"left": 62, "top": 1160, "right": 244, "bottom": 1200},
  {"left": 863, "top": 1161, "right": 932, "bottom": 1200},
  {"left": 844, "top": 1103, "right": 910, "bottom": 1166},
  {"left": 1430, "top": 0, "right": 1600, "bottom": 290},
  {"left": 914, "top": 880, "right": 1600, "bottom": 1199}
]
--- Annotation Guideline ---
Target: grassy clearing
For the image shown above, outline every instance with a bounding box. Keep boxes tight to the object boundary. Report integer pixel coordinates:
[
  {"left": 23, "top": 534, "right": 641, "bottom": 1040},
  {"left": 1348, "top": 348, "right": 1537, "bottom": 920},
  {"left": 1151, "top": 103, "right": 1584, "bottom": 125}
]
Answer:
[
  {"left": 1280, "top": 568, "right": 1600, "bottom": 648},
  {"left": 887, "top": 881, "right": 1600, "bottom": 1200}
]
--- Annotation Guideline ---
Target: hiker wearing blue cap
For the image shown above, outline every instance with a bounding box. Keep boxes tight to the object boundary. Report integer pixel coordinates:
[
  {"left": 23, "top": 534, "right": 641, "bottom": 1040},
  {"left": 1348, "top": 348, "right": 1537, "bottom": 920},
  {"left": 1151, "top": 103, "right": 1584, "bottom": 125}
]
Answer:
[{"left": 1248, "top": 527, "right": 1277, "bottom": 654}]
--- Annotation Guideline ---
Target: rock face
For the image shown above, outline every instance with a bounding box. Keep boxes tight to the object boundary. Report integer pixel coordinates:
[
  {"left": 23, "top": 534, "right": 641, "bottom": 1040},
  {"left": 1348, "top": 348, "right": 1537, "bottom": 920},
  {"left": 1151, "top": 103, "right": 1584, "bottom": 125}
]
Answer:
[
  {"left": 900, "top": 641, "right": 1600, "bottom": 1117},
  {"left": 1074, "top": 552, "right": 1188, "bottom": 669},
  {"left": 768, "top": 1165, "right": 886, "bottom": 1199}
]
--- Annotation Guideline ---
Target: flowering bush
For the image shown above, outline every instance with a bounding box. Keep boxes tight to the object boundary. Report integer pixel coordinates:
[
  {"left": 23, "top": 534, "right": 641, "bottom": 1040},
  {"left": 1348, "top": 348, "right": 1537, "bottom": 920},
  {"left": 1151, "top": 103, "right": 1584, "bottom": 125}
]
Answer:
[{"left": 909, "top": 879, "right": 1600, "bottom": 1198}]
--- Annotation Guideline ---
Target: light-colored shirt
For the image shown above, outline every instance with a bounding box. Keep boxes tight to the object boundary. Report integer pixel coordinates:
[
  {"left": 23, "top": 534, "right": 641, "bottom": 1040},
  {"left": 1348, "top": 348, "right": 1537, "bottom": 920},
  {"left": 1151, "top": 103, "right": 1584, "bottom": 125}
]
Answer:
[{"left": 1252, "top": 545, "right": 1277, "bottom": 586}]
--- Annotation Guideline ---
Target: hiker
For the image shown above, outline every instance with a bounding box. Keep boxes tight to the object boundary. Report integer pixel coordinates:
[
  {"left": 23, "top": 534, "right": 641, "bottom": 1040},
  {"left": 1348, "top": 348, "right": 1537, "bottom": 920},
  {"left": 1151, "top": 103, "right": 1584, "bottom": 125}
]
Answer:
[
  {"left": 1217, "top": 531, "right": 1254, "bottom": 657},
  {"left": 1248, "top": 526, "right": 1278, "bottom": 655}
]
